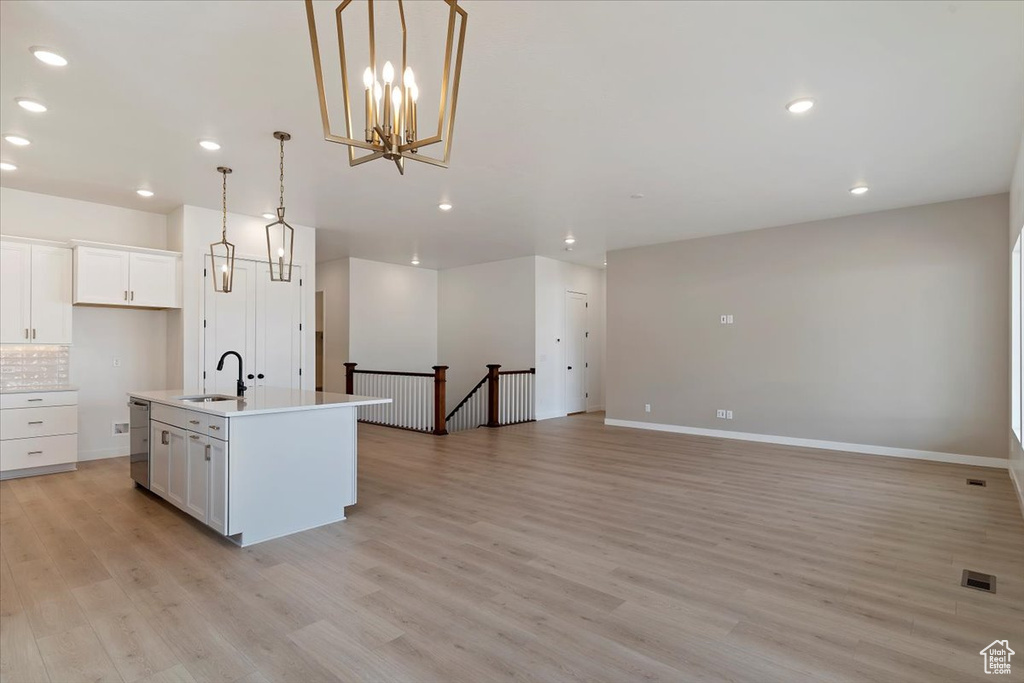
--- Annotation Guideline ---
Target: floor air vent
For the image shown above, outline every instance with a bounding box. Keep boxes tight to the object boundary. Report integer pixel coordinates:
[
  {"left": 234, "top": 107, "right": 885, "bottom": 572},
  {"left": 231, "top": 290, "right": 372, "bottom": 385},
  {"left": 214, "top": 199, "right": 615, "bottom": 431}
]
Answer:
[
  {"left": 966, "top": 478, "right": 987, "bottom": 487},
  {"left": 961, "top": 569, "right": 996, "bottom": 593}
]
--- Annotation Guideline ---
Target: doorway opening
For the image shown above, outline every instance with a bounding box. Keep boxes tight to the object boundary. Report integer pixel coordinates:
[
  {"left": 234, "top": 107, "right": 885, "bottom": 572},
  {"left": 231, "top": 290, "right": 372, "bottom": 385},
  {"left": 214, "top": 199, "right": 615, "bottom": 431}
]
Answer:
[{"left": 315, "top": 290, "right": 325, "bottom": 392}]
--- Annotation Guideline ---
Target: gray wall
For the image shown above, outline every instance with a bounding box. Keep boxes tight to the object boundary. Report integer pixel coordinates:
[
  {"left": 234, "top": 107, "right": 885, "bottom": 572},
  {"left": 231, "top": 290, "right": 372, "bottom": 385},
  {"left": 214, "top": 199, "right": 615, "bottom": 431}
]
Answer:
[
  {"left": 607, "top": 194, "right": 1009, "bottom": 459},
  {"left": 1009, "top": 133, "right": 1024, "bottom": 502},
  {"left": 315, "top": 257, "right": 349, "bottom": 393}
]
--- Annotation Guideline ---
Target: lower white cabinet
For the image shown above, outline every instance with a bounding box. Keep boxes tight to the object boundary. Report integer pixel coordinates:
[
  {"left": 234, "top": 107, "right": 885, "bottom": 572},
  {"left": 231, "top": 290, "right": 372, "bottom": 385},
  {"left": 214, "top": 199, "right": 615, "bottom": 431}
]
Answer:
[
  {"left": 151, "top": 415, "right": 227, "bottom": 533},
  {"left": 0, "top": 390, "right": 78, "bottom": 479}
]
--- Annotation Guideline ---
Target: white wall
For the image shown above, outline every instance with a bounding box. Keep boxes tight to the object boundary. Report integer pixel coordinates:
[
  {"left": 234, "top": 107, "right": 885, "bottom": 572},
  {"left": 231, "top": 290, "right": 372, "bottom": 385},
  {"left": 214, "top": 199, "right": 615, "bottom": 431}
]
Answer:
[
  {"left": 438, "top": 257, "right": 536, "bottom": 411},
  {"left": 535, "top": 257, "right": 606, "bottom": 420},
  {"left": 0, "top": 187, "right": 170, "bottom": 459},
  {"left": 348, "top": 258, "right": 438, "bottom": 372},
  {"left": 316, "top": 257, "right": 350, "bottom": 393},
  {"left": 170, "top": 205, "right": 317, "bottom": 392}
]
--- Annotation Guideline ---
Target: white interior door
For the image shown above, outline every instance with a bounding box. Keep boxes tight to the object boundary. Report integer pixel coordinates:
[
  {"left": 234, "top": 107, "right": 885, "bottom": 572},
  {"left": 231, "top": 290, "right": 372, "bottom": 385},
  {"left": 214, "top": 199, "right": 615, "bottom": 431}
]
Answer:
[
  {"left": 0, "top": 241, "right": 32, "bottom": 343},
  {"left": 255, "top": 263, "right": 302, "bottom": 390},
  {"left": 565, "top": 291, "right": 588, "bottom": 414},
  {"left": 204, "top": 258, "right": 256, "bottom": 394},
  {"left": 30, "top": 245, "right": 72, "bottom": 344}
]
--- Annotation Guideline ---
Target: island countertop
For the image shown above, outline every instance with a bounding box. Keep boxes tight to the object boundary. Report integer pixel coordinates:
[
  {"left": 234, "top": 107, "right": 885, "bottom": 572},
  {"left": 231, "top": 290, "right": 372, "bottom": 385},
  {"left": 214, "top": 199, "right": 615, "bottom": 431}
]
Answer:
[{"left": 128, "top": 387, "right": 391, "bottom": 417}]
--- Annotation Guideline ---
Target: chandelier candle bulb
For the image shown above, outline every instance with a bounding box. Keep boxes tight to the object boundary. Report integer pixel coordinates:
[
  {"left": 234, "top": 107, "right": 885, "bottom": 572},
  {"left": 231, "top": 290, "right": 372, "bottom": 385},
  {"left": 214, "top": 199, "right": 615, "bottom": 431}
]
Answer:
[
  {"left": 363, "top": 67, "right": 374, "bottom": 143},
  {"left": 392, "top": 86, "right": 403, "bottom": 147},
  {"left": 221, "top": 264, "right": 228, "bottom": 291}
]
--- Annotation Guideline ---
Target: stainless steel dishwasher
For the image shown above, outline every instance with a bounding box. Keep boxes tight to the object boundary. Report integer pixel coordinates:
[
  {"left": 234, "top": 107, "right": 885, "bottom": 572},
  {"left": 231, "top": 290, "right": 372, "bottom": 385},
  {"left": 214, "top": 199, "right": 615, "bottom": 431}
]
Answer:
[{"left": 129, "top": 398, "right": 151, "bottom": 488}]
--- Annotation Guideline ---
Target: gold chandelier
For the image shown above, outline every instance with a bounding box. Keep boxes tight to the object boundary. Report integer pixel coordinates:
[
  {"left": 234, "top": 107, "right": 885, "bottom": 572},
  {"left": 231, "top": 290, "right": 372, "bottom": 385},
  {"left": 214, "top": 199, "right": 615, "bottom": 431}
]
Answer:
[
  {"left": 304, "top": 0, "right": 467, "bottom": 175},
  {"left": 210, "top": 166, "right": 235, "bottom": 293}
]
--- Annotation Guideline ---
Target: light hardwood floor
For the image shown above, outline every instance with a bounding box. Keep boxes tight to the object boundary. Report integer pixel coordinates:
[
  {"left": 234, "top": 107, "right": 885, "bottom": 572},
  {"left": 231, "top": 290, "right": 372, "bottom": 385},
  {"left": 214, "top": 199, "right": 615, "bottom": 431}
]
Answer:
[{"left": 2, "top": 412, "right": 1022, "bottom": 682}]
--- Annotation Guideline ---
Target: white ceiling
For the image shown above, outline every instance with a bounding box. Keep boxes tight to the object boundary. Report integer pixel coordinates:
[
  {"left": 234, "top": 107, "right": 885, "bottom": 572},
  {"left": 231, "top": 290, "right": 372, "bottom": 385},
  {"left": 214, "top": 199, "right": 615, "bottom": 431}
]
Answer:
[{"left": 1, "top": 1, "right": 1021, "bottom": 269}]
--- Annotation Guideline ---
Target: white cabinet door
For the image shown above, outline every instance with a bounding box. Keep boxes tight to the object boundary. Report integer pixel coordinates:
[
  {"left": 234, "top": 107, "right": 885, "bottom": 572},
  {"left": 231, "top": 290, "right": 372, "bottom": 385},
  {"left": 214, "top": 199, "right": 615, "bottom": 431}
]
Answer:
[
  {"left": 0, "top": 242, "right": 32, "bottom": 343},
  {"left": 255, "top": 263, "right": 302, "bottom": 390},
  {"left": 184, "top": 433, "right": 209, "bottom": 522},
  {"left": 30, "top": 245, "right": 72, "bottom": 344},
  {"left": 129, "top": 252, "right": 179, "bottom": 308},
  {"left": 166, "top": 425, "right": 188, "bottom": 509},
  {"left": 203, "top": 259, "right": 257, "bottom": 395},
  {"left": 74, "top": 247, "right": 130, "bottom": 305},
  {"left": 150, "top": 422, "right": 171, "bottom": 497},
  {"left": 207, "top": 437, "right": 228, "bottom": 534}
]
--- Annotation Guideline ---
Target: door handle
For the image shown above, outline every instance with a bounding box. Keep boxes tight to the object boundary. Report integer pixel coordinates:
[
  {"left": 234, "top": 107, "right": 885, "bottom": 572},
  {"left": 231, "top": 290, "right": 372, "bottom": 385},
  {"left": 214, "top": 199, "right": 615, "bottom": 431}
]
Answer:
[
  {"left": 124, "top": 290, "right": 128, "bottom": 301},
  {"left": 31, "top": 328, "right": 36, "bottom": 339},
  {"left": 24, "top": 328, "right": 28, "bottom": 339},
  {"left": 567, "top": 366, "right": 573, "bottom": 370},
  {"left": 131, "top": 290, "right": 135, "bottom": 301},
  {"left": 161, "top": 430, "right": 169, "bottom": 445},
  {"left": 247, "top": 374, "right": 254, "bottom": 380},
  {"left": 257, "top": 373, "right": 264, "bottom": 379},
  {"left": 204, "top": 444, "right": 211, "bottom": 461}
]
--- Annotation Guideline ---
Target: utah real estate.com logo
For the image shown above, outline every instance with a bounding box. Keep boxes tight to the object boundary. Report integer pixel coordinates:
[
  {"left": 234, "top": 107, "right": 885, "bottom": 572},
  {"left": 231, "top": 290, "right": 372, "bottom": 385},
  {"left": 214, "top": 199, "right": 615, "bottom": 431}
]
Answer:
[{"left": 980, "top": 640, "right": 1014, "bottom": 675}]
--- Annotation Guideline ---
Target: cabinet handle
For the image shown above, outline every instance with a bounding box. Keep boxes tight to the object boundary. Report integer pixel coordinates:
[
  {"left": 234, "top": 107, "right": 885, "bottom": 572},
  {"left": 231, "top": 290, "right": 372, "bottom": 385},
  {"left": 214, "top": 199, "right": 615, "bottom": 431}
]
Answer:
[
  {"left": 188, "top": 419, "right": 200, "bottom": 425},
  {"left": 27, "top": 450, "right": 43, "bottom": 455},
  {"left": 204, "top": 444, "right": 211, "bottom": 461},
  {"left": 189, "top": 434, "right": 201, "bottom": 441},
  {"left": 24, "top": 328, "right": 29, "bottom": 339},
  {"left": 26, "top": 398, "right": 43, "bottom": 402},
  {"left": 31, "top": 328, "right": 36, "bottom": 339},
  {"left": 161, "top": 430, "right": 169, "bottom": 445},
  {"left": 131, "top": 290, "right": 134, "bottom": 301},
  {"left": 28, "top": 421, "right": 43, "bottom": 425},
  {"left": 124, "top": 290, "right": 128, "bottom": 301},
  {"left": 208, "top": 425, "right": 220, "bottom": 431}
]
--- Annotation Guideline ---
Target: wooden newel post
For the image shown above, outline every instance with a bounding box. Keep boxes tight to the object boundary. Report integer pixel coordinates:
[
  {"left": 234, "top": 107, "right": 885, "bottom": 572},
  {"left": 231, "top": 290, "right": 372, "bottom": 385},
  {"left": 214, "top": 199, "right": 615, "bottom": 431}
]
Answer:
[
  {"left": 486, "top": 364, "right": 501, "bottom": 428},
  {"left": 432, "top": 366, "right": 449, "bottom": 436},
  {"left": 344, "top": 362, "right": 357, "bottom": 394}
]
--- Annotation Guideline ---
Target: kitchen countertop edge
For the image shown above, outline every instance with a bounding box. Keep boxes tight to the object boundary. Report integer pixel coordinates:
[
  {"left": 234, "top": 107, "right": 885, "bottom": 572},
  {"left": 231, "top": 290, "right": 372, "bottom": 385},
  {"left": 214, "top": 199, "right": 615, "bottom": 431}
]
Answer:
[{"left": 128, "top": 389, "right": 391, "bottom": 417}]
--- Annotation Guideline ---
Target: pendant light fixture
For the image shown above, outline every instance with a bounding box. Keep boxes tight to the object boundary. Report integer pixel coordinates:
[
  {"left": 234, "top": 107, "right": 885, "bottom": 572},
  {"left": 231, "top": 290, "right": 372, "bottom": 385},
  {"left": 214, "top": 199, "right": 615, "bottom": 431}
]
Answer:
[
  {"left": 304, "top": 0, "right": 468, "bottom": 175},
  {"left": 266, "top": 131, "right": 295, "bottom": 282},
  {"left": 210, "top": 166, "right": 236, "bottom": 293}
]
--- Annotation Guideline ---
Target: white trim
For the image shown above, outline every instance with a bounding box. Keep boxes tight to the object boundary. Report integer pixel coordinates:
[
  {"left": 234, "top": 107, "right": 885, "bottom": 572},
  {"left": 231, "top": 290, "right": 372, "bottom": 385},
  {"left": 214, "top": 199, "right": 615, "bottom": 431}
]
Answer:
[
  {"left": 1010, "top": 466, "right": 1024, "bottom": 522},
  {"left": 604, "top": 418, "right": 1009, "bottom": 469},
  {"left": 70, "top": 239, "right": 182, "bottom": 258}
]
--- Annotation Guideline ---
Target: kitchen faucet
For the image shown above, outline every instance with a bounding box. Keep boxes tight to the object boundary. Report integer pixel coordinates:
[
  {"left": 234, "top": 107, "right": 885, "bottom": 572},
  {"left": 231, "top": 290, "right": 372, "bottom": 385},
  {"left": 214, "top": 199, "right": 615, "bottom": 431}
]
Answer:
[{"left": 216, "top": 351, "right": 246, "bottom": 397}]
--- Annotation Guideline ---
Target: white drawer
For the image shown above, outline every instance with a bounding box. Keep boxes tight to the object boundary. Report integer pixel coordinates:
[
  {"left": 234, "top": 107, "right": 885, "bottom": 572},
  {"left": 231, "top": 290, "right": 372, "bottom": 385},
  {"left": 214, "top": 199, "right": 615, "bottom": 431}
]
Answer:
[
  {"left": 0, "top": 391, "right": 78, "bottom": 410},
  {"left": 205, "top": 414, "right": 228, "bottom": 438},
  {"left": 152, "top": 403, "right": 206, "bottom": 431},
  {"left": 0, "top": 405, "right": 77, "bottom": 440},
  {"left": 0, "top": 434, "right": 78, "bottom": 471}
]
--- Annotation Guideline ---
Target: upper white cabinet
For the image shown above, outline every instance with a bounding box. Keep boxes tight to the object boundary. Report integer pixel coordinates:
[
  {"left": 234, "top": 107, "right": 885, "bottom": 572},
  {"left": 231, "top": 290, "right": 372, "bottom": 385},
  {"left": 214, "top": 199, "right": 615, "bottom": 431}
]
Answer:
[
  {"left": 0, "top": 240, "right": 72, "bottom": 344},
  {"left": 73, "top": 243, "right": 180, "bottom": 309}
]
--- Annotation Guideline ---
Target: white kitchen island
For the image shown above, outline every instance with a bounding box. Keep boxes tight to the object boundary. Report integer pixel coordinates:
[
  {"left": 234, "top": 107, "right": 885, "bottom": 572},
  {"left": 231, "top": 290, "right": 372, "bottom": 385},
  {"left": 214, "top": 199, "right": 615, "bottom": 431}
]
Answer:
[{"left": 128, "top": 388, "right": 390, "bottom": 546}]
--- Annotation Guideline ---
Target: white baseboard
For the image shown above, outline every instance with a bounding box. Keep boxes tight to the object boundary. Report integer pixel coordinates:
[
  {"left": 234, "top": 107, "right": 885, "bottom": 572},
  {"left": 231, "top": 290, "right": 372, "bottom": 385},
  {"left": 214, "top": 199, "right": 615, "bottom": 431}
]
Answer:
[
  {"left": 77, "top": 448, "right": 127, "bottom": 462},
  {"left": 604, "top": 418, "right": 1009, "bottom": 470}
]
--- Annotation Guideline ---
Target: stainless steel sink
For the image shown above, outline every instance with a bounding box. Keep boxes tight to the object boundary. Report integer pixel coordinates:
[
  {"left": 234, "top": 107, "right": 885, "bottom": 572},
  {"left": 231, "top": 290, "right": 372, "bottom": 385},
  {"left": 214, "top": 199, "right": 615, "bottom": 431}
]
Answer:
[{"left": 175, "top": 394, "right": 240, "bottom": 403}]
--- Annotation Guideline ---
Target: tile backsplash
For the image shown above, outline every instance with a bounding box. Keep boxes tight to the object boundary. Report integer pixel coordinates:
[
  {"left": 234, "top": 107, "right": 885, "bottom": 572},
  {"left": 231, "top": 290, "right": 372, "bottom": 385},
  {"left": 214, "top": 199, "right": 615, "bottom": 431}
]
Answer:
[{"left": 0, "top": 345, "right": 71, "bottom": 389}]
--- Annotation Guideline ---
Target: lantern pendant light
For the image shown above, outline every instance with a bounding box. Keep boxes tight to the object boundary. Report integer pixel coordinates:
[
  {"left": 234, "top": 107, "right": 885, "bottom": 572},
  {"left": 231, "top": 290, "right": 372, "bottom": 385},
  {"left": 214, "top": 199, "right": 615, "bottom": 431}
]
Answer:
[
  {"left": 210, "top": 166, "right": 236, "bottom": 293},
  {"left": 266, "top": 131, "right": 295, "bottom": 283}
]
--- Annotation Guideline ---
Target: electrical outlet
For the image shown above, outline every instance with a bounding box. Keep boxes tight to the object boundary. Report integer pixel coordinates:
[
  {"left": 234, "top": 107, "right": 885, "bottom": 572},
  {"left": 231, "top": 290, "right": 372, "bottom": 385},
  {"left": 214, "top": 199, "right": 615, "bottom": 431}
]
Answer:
[
  {"left": 726, "top": 410, "right": 733, "bottom": 420},
  {"left": 720, "top": 315, "right": 734, "bottom": 325},
  {"left": 644, "top": 404, "right": 651, "bottom": 413},
  {"left": 112, "top": 358, "right": 122, "bottom": 368},
  {"left": 716, "top": 409, "right": 727, "bottom": 419},
  {"left": 112, "top": 421, "right": 129, "bottom": 435}
]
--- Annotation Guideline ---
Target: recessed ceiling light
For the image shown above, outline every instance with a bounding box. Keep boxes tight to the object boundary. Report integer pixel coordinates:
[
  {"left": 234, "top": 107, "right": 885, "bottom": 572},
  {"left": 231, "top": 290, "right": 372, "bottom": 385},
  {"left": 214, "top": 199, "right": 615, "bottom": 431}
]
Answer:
[
  {"left": 0, "top": 162, "right": 16, "bottom": 171},
  {"left": 849, "top": 185, "right": 869, "bottom": 195},
  {"left": 564, "top": 237, "right": 576, "bottom": 245},
  {"left": 438, "top": 203, "right": 452, "bottom": 211},
  {"left": 30, "top": 47, "right": 67, "bottom": 67},
  {"left": 411, "top": 258, "right": 420, "bottom": 266},
  {"left": 16, "top": 98, "right": 46, "bottom": 113},
  {"left": 262, "top": 213, "right": 276, "bottom": 220},
  {"left": 3, "top": 135, "right": 30, "bottom": 146},
  {"left": 136, "top": 189, "right": 154, "bottom": 198},
  {"left": 199, "top": 140, "right": 221, "bottom": 151},
  {"left": 785, "top": 98, "right": 815, "bottom": 114}
]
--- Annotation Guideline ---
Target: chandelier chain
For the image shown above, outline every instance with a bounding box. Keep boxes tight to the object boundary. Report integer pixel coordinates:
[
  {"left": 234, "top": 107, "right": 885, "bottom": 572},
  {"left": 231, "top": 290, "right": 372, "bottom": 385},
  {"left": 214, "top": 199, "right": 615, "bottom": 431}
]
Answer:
[
  {"left": 221, "top": 169, "right": 227, "bottom": 240},
  {"left": 279, "top": 137, "right": 285, "bottom": 209}
]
